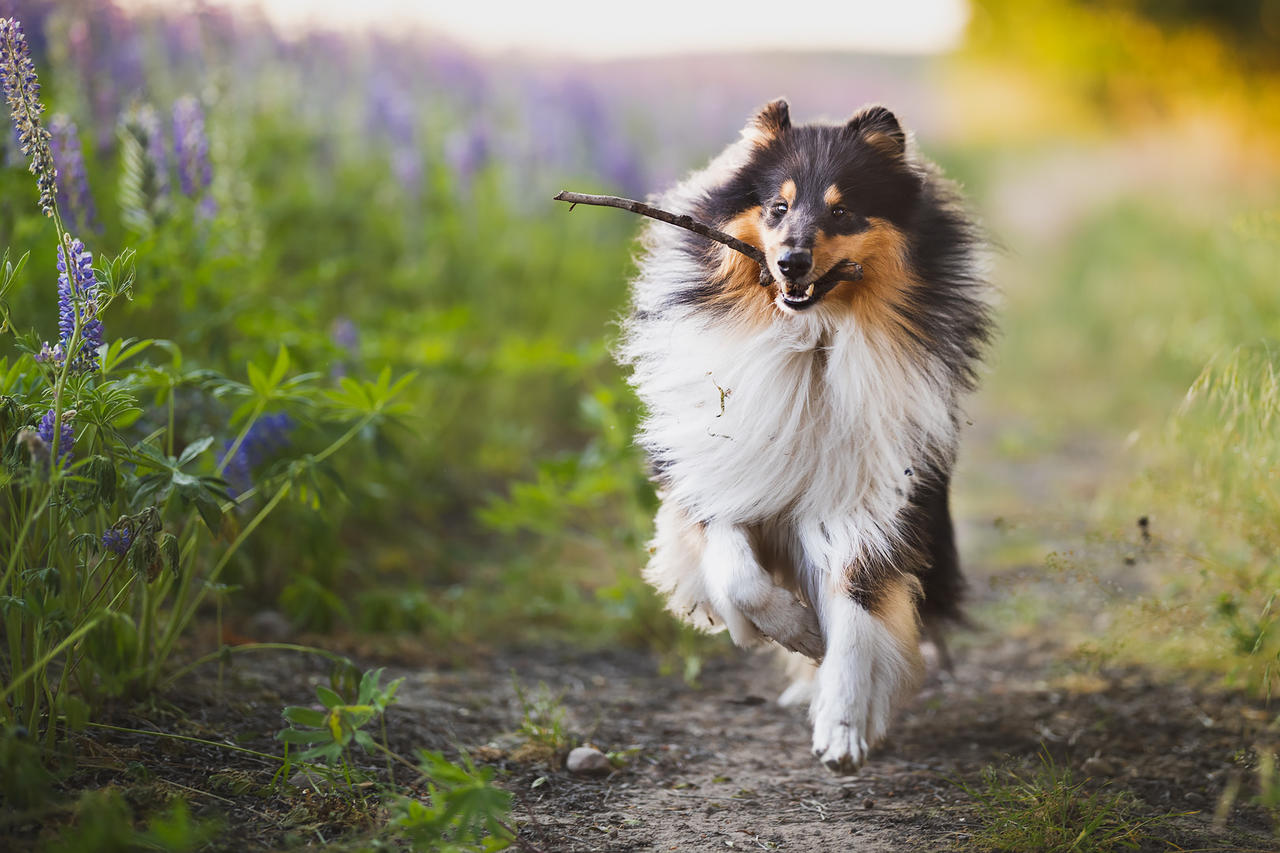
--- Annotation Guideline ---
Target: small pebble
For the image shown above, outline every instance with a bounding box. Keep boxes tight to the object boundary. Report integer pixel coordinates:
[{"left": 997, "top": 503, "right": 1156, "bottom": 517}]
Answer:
[{"left": 567, "top": 746, "right": 612, "bottom": 777}]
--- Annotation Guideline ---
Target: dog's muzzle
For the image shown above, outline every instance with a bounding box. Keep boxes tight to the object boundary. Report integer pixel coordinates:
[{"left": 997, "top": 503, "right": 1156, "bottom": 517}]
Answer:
[{"left": 775, "top": 260, "right": 865, "bottom": 310}]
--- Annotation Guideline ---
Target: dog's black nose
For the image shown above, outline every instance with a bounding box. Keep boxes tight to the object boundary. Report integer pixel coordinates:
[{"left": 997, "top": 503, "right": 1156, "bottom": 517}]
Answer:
[{"left": 777, "top": 249, "right": 812, "bottom": 281}]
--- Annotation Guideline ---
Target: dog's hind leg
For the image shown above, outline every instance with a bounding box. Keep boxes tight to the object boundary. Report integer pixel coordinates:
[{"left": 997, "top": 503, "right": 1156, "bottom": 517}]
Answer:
[
  {"left": 701, "top": 521, "right": 824, "bottom": 659},
  {"left": 912, "top": 473, "right": 966, "bottom": 674},
  {"left": 807, "top": 573, "right": 924, "bottom": 774},
  {"left": 776, "top": 649, "right": 818, "bottom": 708}
]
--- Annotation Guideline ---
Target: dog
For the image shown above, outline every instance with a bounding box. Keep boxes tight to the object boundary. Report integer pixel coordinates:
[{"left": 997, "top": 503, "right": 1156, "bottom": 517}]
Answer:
[{"left": 617, "top": 99, "right": 992, "bottom": 773}]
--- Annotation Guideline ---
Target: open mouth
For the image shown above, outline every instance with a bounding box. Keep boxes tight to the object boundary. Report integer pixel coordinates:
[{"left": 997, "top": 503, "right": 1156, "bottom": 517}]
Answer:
[
  {"left": 779, "top": 281, "right": 823, "bottom": 310},
  {"left": 774, "top": 261, "right": 864, "bottom": 311}
]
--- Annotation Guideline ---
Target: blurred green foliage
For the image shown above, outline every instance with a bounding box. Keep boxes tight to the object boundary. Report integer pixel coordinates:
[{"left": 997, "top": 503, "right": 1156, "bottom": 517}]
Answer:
[{"left": 951, "top": 1, "right": 1280, "bottom": 694}]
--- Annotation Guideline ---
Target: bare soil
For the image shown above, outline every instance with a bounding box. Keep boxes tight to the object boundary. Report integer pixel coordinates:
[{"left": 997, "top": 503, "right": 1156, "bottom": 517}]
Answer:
[{"left": 12, "top": 625, "right": 1274, "bottom": 852}]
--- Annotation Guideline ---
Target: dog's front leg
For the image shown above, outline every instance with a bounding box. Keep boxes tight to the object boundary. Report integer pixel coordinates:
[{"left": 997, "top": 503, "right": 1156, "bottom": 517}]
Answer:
[
  {"left": 809, "top": 574, "right": 923, "bottom": 774},
  {"left": 701, "top": 521, "right": 823, "bottom": 658}
]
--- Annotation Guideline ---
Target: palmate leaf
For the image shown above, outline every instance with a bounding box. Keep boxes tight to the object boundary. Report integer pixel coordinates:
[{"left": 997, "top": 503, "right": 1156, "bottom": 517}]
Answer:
[
  {"left": 281, "top": 706, "right": 326, "bottom": 728},
  {"left": 388, "top": 752, "right": 514, "bottom": 851},
  {"left": 238, "top": 346, "right": 320, "bottom": 416},
  {"left": 127, "top": 438, "right": 232, "bottom": 532},
  {"left": 96, "top": 248, "right": 137, "bottom": 302},
  {"left": 315, "top": 684, "right": 342, "bottom": 709},
  {"left": 357, "top": 666, "right": 405, "bottom": 711},
  {"left": 417, "top": 750, "right": 513, "bottom": 845},
  {"left": 324, "top": 366, "right": 417, "bottom": 421},
  {"left": 298, "top": 742, "right": 345, "bottom": 764},
  {"left": 277, "top": 726, "right": 329, "bottom": 745},
  {"left": 277, "top": 667, "right": 406, "bottom": 768},
  {"left": 177, "top": 435, "right": 214, "bottom": 467},
  {"left": 100, "top": 338, "right": 154, "bottom": 376}
]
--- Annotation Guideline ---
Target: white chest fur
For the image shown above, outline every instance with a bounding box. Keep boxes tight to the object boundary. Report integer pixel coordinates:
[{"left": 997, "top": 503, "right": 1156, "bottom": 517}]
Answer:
[{"left": 623, "top": 306, "right": 956, "bottom": 573}]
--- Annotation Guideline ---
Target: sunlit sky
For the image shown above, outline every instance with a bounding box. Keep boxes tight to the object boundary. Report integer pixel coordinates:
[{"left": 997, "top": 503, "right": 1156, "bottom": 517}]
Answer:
[{"left": 124, "top": 0, "right": 970, "bottom": 58}]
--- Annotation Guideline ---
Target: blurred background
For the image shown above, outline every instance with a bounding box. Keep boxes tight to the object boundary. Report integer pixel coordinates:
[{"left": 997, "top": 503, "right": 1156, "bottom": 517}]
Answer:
[{"left": 1, "top": 0, "right": 1277, "bottom": 687}]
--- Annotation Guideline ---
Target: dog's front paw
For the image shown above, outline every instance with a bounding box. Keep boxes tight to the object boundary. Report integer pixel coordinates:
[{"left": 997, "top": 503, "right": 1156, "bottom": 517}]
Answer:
[
  {"left": 811, "top": 718, "right": 869, "bottom": 774},
  {"left": 701, "top": 522, "right": 823, "bottom": 657},
  {"left": 809, "top": 676, "right": 878, "bottom": 774},
  {"left": 807, "top": 590, "right": 921, "bottom": 775}
]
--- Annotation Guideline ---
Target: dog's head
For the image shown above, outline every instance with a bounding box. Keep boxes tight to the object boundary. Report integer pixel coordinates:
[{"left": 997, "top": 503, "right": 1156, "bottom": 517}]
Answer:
[{"left": 718, "top": 100, "right": 923, "bottom": 315}]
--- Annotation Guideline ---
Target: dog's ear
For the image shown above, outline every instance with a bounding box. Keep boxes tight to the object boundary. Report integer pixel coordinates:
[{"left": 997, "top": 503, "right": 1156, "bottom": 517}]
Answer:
[
  {"left": 846, "top": 105, "right": 905, "bottom": 158},
  {"left": 742, "top": 98, "right": 791, "bottom": 146}
]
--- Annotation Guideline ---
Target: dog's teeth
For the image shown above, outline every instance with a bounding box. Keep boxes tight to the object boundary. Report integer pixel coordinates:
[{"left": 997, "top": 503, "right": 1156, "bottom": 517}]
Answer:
[{"left": 805, "top": 283, "right": 815, "bottom": 298}]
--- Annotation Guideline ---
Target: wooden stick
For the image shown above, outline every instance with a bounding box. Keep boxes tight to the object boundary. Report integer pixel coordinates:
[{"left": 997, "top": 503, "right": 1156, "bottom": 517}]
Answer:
[
  {"left": 554, "top": 190, "right": 774, "bottom": 285},
  {"left": 553, "top": 190, "right": 864, "bottom": 288}
]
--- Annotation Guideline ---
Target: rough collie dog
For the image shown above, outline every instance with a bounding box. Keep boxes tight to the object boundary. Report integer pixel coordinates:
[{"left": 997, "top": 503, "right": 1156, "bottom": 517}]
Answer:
[{"left": 618, "top": 100, "right": 991, "bottom": 773}]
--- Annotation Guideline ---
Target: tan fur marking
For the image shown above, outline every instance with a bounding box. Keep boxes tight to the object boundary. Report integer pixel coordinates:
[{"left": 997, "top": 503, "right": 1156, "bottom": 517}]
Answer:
[
  {"left": 868, "top": 574, "right": 922, "bottom": 638},
  {"left": 823, "top": 185, "right": 843, "bottom": 207},
  {"left": 780, "top": 180, "right": 797, "bottom": 206},
  {"left": 711, "top": 209, "right": 776, "bottom": 330},
  {"left": 742, "top": 99, "right": 790, "bottom": 148},
  {"left": 811, "top": 218, "right": 921, "bottom": 348},
  {"left": 869, "top": 574, "right": 926, "bottom": 688},
  {"left": 862, "top": 131, "right": 904, "bottom": 158}
]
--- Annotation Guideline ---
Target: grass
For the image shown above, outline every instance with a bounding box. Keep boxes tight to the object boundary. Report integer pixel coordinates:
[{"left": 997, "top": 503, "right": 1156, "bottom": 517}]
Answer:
[
  {"left": 508, "top": 676, "right": 573, "bottom": 767},
  {"left": 956, "top": 181, "right": 1280, "bottom": 679},
  {"left": 1102, "top": 342, "right": 1280, "bottom": 692},
  {"left": 958, "top": 753, "right": 1177, "bottom": 852}
]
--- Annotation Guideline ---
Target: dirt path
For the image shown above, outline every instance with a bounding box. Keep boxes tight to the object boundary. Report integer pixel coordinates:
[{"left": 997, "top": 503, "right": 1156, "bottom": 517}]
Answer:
[
  {"left": 379, "top": 636, "right": 1273, "bottom": 852},
  {"left": 47, "top": 621, "right": 1273, "bottom": 852}
]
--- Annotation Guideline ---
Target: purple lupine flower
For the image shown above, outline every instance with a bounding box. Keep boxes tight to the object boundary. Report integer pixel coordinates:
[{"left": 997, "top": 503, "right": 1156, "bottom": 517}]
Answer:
[
  {"left": 49, "top": 115, "right": 97, "bottom": 233},
  {"left": 331, "top": 317, "right": 358, "bottom": 352},
  {"left": 220, "top": 438, "right": 252, "bottom": 494},
  {"left": 35, "top": 340, "right": 63, "bottom": 364},
  {"left": 329, "top": 317, "right": 358, "bottom": 380},
  {"left": 56, "top": 238, "right": 104, "bottom": 372},
  {"left": 219, "top": 413, "right": 294, "bottom": 494},
  {"left": 144, "top": 108, "right": 169, "bottom": 189},
  {"left": 37, "top": 409, "right": 72, "bottom": 461},
  {"left": 367, "top": 70, "right": 415, "bottom": 148},
  {"left": 172, "top": 95, "right": 212, "bottom": 201},
  {"left": 101, "top": 524, "right": 133, "bottom": 555},
  {"left": 0, "top": 17, "right": 56, "bottom": 217}
]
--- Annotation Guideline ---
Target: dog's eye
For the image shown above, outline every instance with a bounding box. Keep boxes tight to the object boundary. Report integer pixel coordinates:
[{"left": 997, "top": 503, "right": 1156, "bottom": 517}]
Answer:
[
  {"left": 830, "top": 205, "right": 848, "bottom": 218},
  {"left": 771, "top": 200, "right": 788, "bottom": 216}
]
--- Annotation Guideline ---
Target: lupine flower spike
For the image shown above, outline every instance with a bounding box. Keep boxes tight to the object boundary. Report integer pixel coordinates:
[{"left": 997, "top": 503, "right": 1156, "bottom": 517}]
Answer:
[
  {"left": 37, "top": 408, "right": 73, "bottom": 462},
  {"left": 49, "top": 115, "right": 98, "bottom": 233},
  {"left": 57, "top": 238, "right": 105, "bottom": 372},
  {"left": 0, "top": 17, "right": 57, "bottom": 217},
  {"left": 172, "top": 95, "right": 214, "bottom": 214}
]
